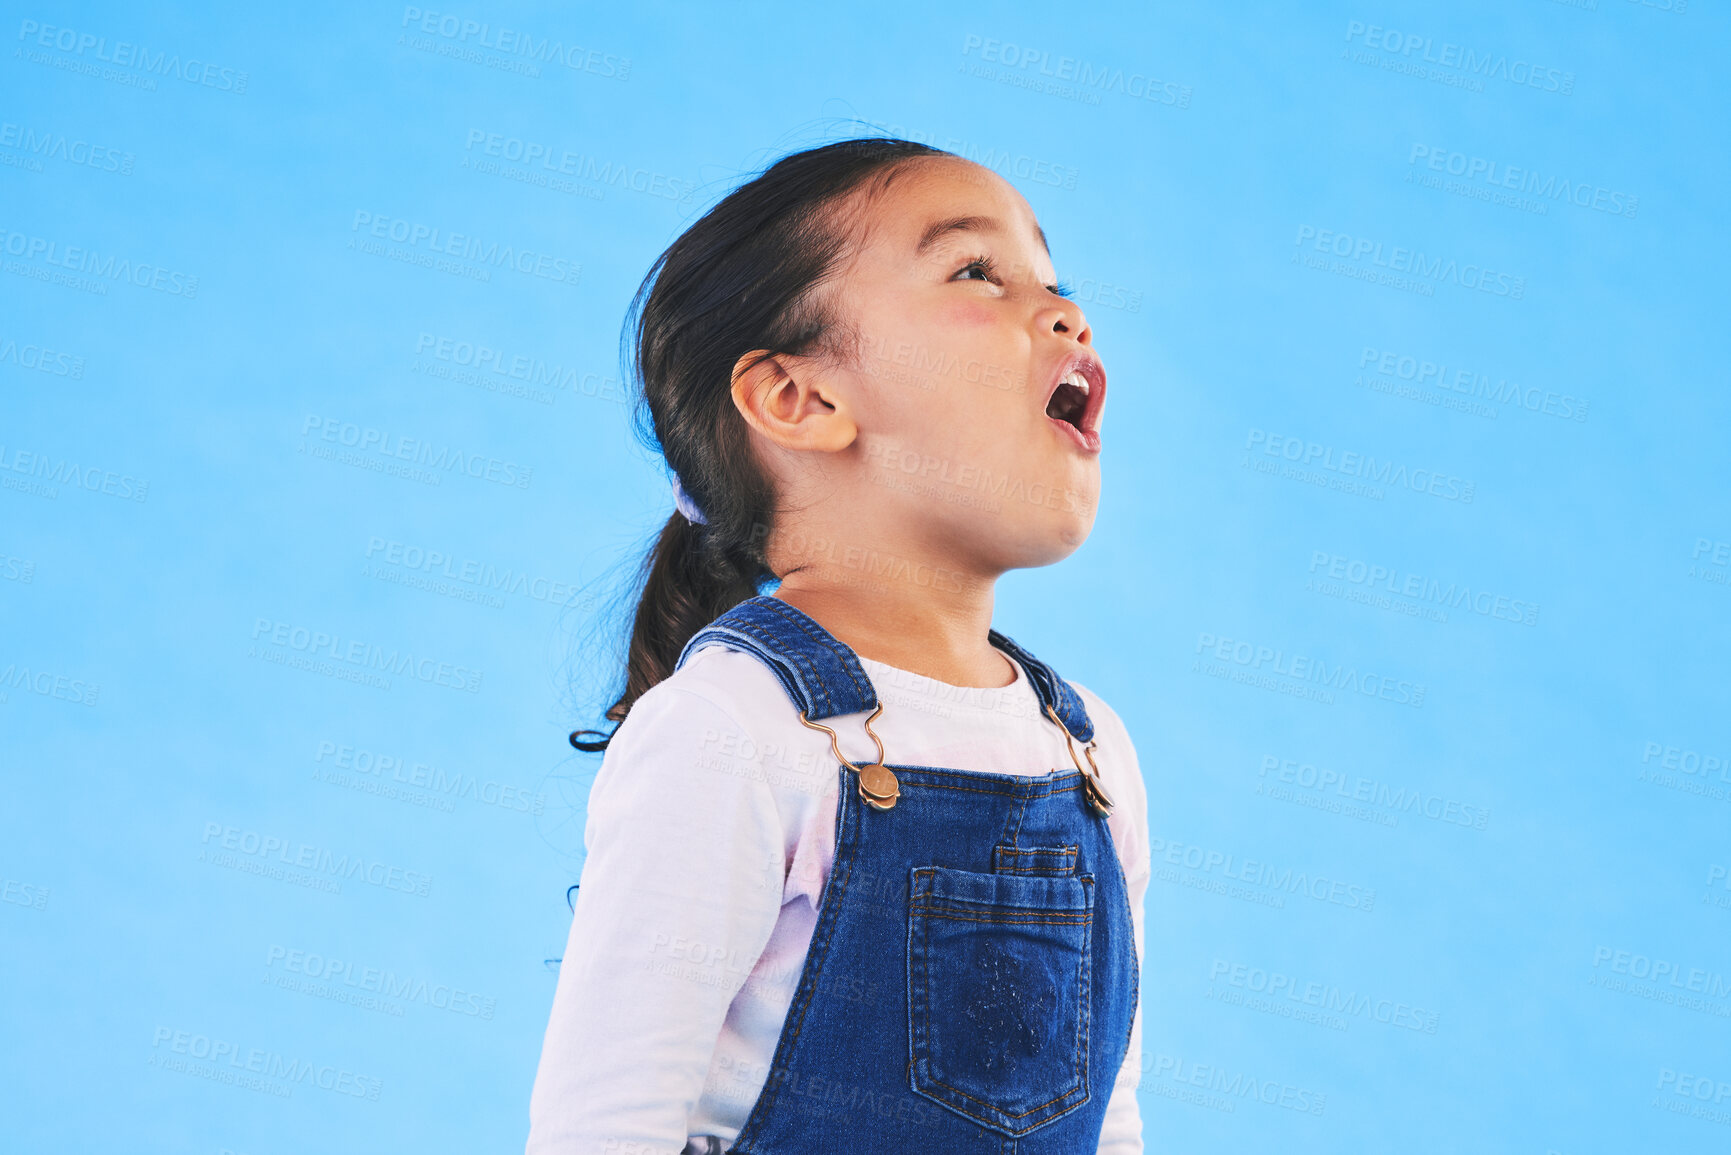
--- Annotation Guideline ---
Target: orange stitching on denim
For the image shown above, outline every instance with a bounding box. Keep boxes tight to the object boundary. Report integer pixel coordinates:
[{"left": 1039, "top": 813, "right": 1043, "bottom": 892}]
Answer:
[
  {"left": 994, "top": 846, "right": 1078, "bottom": 870},
  {"left": 909, "top": 897, "right": 1087, "bottom": 913},
  {"left": 741, "top": 765, "right": 856, "bottom": 1128},
  {"left": 1071, "top": 876, "right": 1095, "bottom": 1120},
  {"left": 908, "top": 910, "right": 1093, "bottom": 926},
  {"left": 722, "top": 614, "right": 835, "bottom": 716},
  {"left": 1009, "top": 780, "right": 1032, "bottom": 845},
  {"left": 757, "top": 597, "right": 875, "bottom": 709},
  {"left": 993, "top": 843, "right": 1079, "bottom": 878},
  {"left": 923, "top": 1073, "right": 1085, "bottom": 1125},
  {"left": 908, "top": 871, "right": 1098, "bottom": 1133},
  {"left": 1095, "top": 820, "right": 1141, "bottom": 1071},
  {"left": 902, "top": 778, "right": 1085, "bottom": 799},
  {"left": 912, "top": 933, "right": 1087, "bottom": 1128},
  {"left": 910, "top": 896, "right": 1088, "bottom": 914}
]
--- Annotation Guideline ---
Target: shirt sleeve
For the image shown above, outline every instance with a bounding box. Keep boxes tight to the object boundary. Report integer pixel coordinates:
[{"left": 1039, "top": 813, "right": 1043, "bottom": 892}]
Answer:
[
  {"left": 1080, "top": 690, "right": 1151, "bottom": 1155},
  {"left": 525, "top": 681, "right": 788, "bottom": 1155}
]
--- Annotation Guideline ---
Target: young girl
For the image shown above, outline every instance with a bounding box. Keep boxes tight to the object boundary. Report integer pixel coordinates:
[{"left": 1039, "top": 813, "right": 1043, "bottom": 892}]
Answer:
[{"left": 526, "top": 137, "right": 1149, "bottom": 1155}]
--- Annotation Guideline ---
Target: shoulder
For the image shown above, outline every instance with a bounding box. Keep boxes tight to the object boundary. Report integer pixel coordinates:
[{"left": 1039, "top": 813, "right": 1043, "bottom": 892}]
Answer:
[
  {"left": 639, "top": 639, "right": 803, "bottom": 732},
  {"left": 1068, "top": 681, "right": 1140, "bottom": 770},
  {"left": 595, "top": 639, "right": 816, "bottom": 800},
  {"left": 585, "top": 647, "right": 792, "bottom": 800},
  {"left": 1067, "top": 680, "right": 1150, "bottom": 872}
]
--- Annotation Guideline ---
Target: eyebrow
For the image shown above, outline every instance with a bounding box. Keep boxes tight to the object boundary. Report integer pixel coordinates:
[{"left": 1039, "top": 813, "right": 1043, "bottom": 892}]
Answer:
[{"left": 914, "top": 214, "right": 1052, "bottom": 257}]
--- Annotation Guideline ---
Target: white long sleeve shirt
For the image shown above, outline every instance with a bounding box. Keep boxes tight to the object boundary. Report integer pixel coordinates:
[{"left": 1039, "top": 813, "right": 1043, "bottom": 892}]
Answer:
[{"left": 526, "top": 638, "right": 1150, "bottom": 1154}]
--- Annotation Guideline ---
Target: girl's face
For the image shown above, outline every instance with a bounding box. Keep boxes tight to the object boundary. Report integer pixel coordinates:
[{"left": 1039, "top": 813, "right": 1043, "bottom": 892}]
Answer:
[{"left": 826, "top": 156, "right": 1106, "bottom": 573}]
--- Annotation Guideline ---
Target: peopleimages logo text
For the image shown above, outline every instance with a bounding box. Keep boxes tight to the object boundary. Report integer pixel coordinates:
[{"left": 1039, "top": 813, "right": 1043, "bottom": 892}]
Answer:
[
  {"left": 266, "top": 945, "right": 496, "bottom": 1019},
  {"left": 961, "top": 35, "right": 1192, "bottom": 106},
  {"left": 16, "top": 19, "right": 250, "bottom": 92},
  {"left": 251, "top": 617, "right": 483, "bottom": 694},
  {"left": 1, "top": 226, "right": 198, "bottom": 296},
  {"left": 1259, "top": 755, "right": 1491, "bottom": 830},
  {"left": 0, "top": 335, "right": 85, "bottom": 378},
  {"left": 0, "top": 121, "right": 133, "bottom": 174},
  {"left": 0, "top": 661, "right": 100, "bottom": 706},
  {"left": 1245, "top": 429, "right": 1474, "bottom": 503},
  {"left": 1408, "top": 144, "right": 1636, "bottom": 218},
  {"left": 1357, "top": 347, "right": 1588, "bottom": 421},
  {"left": 399, "top": 7, "right": 630, "bottom": 79},
  {"left": 1208, "top": 959, "right": 1440, "bottom": 1033},
  {"left": 1195, "top": 630, "right": 1426, "bottom": 708},
  {"left": 201, "top": 822, "right": 433, "bottom": 897},
  {"left": 301, "top": 415, "right": 532, "bottom": 490},
  {"left": 0, "top": 443, "right": 149, "bottom": 502},
  {"left": 1295, "top": 225, "right": 1524, "bottom": 298},
  {"left": 1308, "top": 551, "right": 1538, "bottom": 627},
  {"left": 1343, "top": 20, "right": 1573, "bottom": 94},
  {"left": 150, "top": 1027, "right": 381, "bottom": 1099},
  {"left": 350, "top": 211, "right": 579, "bottom": 286}
]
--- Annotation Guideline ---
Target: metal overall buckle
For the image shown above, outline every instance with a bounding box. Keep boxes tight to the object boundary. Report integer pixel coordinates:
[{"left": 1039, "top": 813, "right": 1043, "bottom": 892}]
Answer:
[
  {"left": 799, "top": 703, "right": 899, "bottom": 811},
  {"left": 1045, "top": 703, "right": 1115, "bottom": 817}
]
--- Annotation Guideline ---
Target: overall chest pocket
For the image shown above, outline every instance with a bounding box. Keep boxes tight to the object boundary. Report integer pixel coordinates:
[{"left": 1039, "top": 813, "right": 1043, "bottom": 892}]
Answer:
[{"left": 906, "top": 865, "right": 1094, "bottom": 1135}]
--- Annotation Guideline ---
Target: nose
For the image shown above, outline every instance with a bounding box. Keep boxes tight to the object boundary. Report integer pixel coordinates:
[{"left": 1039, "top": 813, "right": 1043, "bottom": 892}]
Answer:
[{"left": 1040, "top": 297, "right": 1092, "bottom": 347}]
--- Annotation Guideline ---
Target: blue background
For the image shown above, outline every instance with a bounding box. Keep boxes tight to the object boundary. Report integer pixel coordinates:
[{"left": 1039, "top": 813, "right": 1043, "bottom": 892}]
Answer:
[{"left": 3, "top": 1, "right": 1728, "bottom": 1152}]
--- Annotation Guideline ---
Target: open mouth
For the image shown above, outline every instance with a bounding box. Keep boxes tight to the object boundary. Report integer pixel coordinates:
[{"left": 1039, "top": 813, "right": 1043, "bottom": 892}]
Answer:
[
  {"left": 1046, "top": 372, "right": 1089, "bottom": 427},
  {"left": 1043, "top": 357, "right": 1105, "bottom": 453}
]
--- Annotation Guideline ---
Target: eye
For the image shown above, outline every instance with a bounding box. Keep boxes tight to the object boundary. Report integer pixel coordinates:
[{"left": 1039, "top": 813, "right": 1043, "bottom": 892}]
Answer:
[
  {"left": 952, "top": 255, "right": 999, "bottom": 284},
  {"left": 1048, "top": 280, "right": 1074, "bottom": 299}
]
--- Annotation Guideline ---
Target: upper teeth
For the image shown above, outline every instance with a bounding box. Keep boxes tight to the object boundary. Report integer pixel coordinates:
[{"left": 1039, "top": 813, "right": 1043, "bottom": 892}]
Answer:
[{"left": 1061, "top": 370, "right": 1089, "bottom": 393}]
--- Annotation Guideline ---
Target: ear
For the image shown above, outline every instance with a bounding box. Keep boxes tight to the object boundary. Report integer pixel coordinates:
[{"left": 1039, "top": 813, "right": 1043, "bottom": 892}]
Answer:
[{"left": 729, "top": 350, "right": 858, "bottom": 452}]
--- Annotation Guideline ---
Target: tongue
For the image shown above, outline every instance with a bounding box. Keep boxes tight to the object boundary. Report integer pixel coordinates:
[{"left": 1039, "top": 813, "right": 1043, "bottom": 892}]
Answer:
[{"left": 1047, "top": 384, "right": 1082, "bottom": 426}]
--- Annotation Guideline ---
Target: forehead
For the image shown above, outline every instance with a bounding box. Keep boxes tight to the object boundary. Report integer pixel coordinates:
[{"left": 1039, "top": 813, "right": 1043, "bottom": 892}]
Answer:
[{"left": 853, "top": 156, "right": 1049, "bottom": 261}]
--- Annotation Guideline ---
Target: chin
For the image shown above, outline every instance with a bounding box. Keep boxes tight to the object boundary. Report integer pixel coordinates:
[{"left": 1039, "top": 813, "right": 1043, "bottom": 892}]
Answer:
[
  {"left": 1052, "top": 511, "right": 1097, "bottom": 553},
  {"left": 999, "top": 510, "right": 1097, "bottom": 569}
]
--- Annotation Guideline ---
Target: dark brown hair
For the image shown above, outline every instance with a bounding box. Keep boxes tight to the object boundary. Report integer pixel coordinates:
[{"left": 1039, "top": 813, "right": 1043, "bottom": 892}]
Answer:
[{"left": 570, "top": 137, "right": 950, "bottom": 752}]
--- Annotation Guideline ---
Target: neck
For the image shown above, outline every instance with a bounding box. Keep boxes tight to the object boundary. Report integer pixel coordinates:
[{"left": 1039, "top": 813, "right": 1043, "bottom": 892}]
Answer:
[{"left": 771, "top": 570, "right": 1014, "bottom": 689}]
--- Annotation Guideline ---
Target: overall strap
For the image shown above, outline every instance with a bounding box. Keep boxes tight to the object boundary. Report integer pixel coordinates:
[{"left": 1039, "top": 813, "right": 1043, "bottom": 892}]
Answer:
[
  {"left": 675, "top": 595, "right": 878, "bottom": 721},
  {"left": 675, "top": 594, "right": 1097, "bottom": 743},
  {"left": 989, "top": 628, "right": 1097, "bottom": 743}
]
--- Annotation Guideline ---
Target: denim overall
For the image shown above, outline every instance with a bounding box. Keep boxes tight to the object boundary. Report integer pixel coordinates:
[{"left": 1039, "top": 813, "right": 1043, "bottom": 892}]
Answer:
[{"left": 673, "top": 596, "right": 1139, "bottom": 1154}]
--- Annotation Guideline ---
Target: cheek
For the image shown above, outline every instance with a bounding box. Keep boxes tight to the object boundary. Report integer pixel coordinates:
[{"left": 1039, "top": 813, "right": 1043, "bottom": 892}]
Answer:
[{"left": 937, "top": 300, "right": 996, "bottom": 328}]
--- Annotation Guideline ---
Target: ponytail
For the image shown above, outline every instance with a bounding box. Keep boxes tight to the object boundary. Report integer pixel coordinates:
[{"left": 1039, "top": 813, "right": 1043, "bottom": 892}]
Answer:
[
  {"left": 570, "top": 513, "right": 765, "bottom": 751},
  {"left": 570, "top": 136, "right": 949, "bottom": 752}
]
